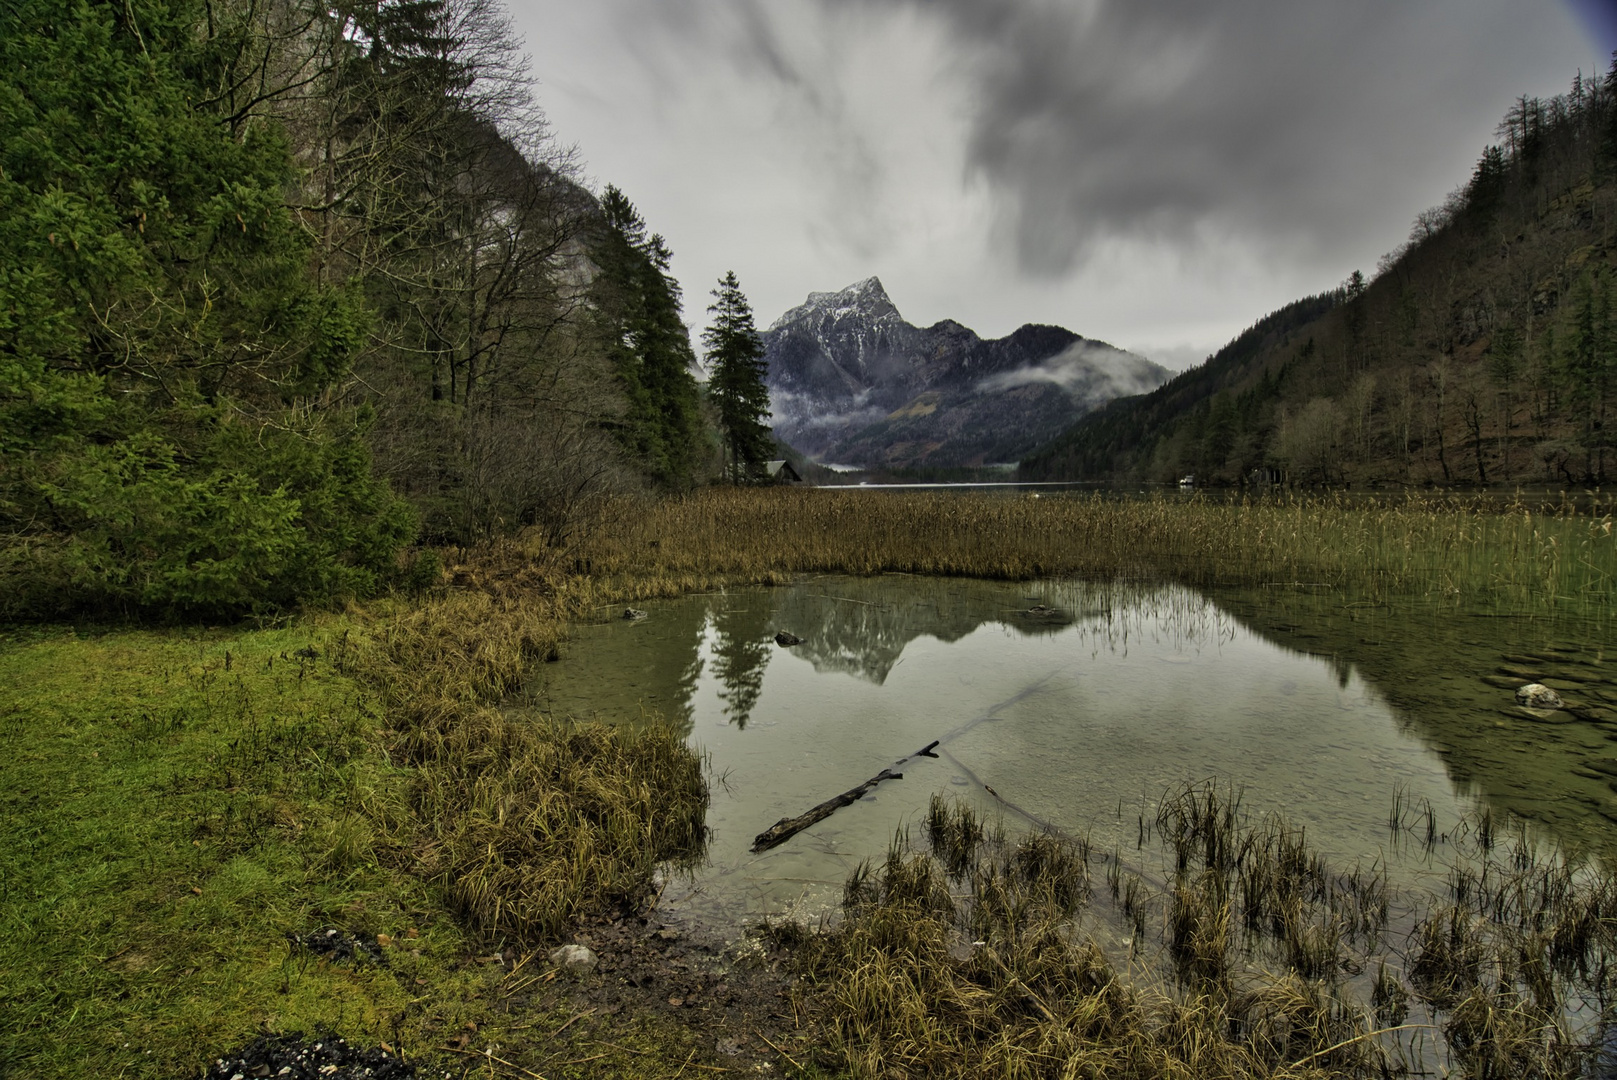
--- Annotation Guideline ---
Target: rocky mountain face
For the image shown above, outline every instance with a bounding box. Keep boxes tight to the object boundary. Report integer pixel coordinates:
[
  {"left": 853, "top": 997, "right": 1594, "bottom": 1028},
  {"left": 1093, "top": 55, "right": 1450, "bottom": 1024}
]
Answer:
[{"left": 762, "top": 278, "right": 1169, "bottom": 469}]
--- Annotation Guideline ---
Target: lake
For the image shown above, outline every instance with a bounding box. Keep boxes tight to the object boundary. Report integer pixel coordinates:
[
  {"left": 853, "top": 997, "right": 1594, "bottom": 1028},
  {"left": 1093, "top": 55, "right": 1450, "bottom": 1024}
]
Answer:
[{"left": 526, "top": 574, "right": 1616, "bottom": 929}]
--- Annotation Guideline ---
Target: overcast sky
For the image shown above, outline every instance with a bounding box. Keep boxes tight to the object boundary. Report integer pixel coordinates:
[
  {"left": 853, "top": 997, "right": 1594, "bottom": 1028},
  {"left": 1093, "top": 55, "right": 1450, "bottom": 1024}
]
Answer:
[{"left": 506, "top": 0, "right": 1610, "bottom": 370}]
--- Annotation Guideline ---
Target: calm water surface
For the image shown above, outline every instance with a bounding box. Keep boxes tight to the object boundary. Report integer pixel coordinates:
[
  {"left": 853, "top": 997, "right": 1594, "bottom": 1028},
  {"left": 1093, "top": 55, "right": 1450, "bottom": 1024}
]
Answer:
[{"left": 526, "top": 575, "right": 1616, "bottom": 926}]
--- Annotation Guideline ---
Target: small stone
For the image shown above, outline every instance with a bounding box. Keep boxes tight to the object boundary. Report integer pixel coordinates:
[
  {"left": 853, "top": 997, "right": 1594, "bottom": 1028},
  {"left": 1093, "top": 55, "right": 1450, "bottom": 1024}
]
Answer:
[
  {"left": 774, "top": 631, "right": 801, "bottom": 647},
  {"left": 549, "top": 943, "right": 599, "bottom": 974},
  {"left": 1517, "top": 683, "right": 1565, "bottom": 709}
]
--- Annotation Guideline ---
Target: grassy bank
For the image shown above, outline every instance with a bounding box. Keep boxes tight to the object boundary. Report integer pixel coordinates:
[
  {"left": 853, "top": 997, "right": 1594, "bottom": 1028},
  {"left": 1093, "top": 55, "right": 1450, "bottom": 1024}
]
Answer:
[
  {"left": 0, "top": 589, "right": 709, "bottom": 1077},
  {"left": 3, "top": 486, "right": 1612, "bottom": 1078},
  {"left": 0, "top": 619, "right": 479, "bottom": 1077}
]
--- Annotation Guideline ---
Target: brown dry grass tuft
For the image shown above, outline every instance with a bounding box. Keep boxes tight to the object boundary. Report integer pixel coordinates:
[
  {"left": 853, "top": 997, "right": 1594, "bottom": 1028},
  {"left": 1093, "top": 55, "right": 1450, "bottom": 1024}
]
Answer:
[
  {"left": 779, "top": 783, "right": 1617, "bottom": 1079},
  {"left": 352, "top": 544, "right": 709, "bottom": 942},
  {"left": 791, "top": 823, "right": 1381, "bottom": 1079}
]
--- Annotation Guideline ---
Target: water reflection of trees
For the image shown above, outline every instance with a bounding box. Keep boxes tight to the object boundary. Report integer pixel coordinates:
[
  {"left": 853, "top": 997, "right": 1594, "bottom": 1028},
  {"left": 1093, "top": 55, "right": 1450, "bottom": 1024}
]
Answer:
[
  {"left": 709, "top": 603, "right": 775, "bottom": 728},
  {"left": 1209, "top": 584, "right": 1617, "bottom": 857},
  {"left": 1036, "top": 581, "right": 1240, "bottom": 660}
]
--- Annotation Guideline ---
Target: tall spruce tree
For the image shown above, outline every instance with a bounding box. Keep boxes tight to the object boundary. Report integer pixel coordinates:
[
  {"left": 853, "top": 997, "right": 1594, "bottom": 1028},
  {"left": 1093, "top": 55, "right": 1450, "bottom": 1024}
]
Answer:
[
  {"left": 589, "top": 186, "right": 701, "bottom": 487},
  {"left": 703, "top": 272, "right": 773, "bottom": 483}
]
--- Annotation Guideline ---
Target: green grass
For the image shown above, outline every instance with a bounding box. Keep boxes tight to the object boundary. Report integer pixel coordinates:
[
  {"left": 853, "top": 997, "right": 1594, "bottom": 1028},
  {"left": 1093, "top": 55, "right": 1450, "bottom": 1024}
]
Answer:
[
  {"left": 0, "top": 619, "right": 488, "bottom": 1079},
  {"left": 0, "top": 608, "right": 730, "bottom": 1080}
]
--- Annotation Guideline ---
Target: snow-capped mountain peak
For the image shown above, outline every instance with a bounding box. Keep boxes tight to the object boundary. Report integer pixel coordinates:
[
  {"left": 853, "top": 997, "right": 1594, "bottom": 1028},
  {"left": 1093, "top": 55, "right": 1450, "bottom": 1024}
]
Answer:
[
  {"left": 769, "top": 276, "right": 898, "bottom": 331},
  {"left": 760, "top": 278, "right": 1170, "bottom": 469}
]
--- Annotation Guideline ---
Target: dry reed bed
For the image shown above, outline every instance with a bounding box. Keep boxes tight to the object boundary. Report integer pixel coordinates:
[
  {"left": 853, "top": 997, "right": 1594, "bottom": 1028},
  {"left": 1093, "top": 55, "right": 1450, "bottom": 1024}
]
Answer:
[
  {"left": 354, "top": 558, "right": 708, "bottom": 941},
  {"left": 586, "top": 488, "right": 1616, "bottom": 616}
]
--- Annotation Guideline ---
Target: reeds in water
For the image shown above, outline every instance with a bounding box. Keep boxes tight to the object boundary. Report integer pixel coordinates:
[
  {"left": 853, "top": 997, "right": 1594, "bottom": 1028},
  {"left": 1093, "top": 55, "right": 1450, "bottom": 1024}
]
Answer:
[
  {"left": 781, "top": 782, "right": 1617, "bottom": 1078},
  {"left": 353, "top": 551, "right": 710, "bottom": 941}
]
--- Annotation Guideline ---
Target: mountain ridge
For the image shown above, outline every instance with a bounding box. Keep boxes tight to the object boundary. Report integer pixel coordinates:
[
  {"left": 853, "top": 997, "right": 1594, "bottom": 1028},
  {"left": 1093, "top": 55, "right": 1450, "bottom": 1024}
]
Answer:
[
  {"left": 762, "top": 278, "right": 1168, "bottom": 468},
  {"left": 1019, "top": 66, "right": 1617, "bottom": 488}
]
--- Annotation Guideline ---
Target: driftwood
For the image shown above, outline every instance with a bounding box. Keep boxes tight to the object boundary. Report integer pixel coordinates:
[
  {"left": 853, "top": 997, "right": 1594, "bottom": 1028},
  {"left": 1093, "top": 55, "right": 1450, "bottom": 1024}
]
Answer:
[{"left": 751, "top": 741, "right": 940, "bottom": 853}]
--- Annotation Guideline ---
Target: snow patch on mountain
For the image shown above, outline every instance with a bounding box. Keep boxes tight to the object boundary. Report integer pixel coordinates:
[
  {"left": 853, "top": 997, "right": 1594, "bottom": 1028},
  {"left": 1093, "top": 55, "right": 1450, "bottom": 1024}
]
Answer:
[{"left": 768, "top": 276, "right": 897, "bottom": 331}]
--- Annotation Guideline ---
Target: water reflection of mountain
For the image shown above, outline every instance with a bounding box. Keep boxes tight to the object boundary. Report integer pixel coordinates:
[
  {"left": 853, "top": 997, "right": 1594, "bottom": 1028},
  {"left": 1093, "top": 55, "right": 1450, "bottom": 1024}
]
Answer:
[{"left": 778, "top": 577, "right": 1095, "bottom": 685}]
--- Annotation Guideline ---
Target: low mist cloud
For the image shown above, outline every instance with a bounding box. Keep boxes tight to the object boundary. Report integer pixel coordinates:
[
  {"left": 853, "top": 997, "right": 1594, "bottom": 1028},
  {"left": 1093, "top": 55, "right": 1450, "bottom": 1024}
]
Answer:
[
  {"left": 766, "top": 387, "right": 886, "bottom": 440},
  {"left": 977, "top": 342, "right": 1166, "bottom": 399}
]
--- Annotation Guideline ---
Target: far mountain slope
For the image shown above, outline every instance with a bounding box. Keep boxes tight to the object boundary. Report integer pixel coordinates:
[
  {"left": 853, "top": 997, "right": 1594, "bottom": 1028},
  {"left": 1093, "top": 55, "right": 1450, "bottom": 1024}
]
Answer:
[
  {"left": 763, "top": 278, "right": 1167, "bottom": 469},
  {"left": 1021, "top": 66, "right": 1617, "bottom": 488}
]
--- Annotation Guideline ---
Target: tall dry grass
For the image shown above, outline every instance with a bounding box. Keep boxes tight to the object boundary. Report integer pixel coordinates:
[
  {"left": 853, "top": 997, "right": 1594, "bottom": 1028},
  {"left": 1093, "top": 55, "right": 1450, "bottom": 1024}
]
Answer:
[
  {"left": 584, "top": 488, "right": 1616, "bottom": 618},
  {"left": 786, "top": 820, "right": 1381, "bottom": 1079},
  {"left": 780, "top": 784, "right": 1617, "bottom": 1079},
  {"left": 353, "top": 551, "right": 708, "bottom": 942}
]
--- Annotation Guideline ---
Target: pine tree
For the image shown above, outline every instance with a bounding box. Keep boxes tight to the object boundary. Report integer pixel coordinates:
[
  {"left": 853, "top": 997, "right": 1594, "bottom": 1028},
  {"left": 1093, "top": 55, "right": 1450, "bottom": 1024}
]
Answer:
[
  {"left": 703, "top": 272, "right": 773, "bottom": 483},
  {"left": 589, "top": 186, "right": 701, "bottom": 486}
]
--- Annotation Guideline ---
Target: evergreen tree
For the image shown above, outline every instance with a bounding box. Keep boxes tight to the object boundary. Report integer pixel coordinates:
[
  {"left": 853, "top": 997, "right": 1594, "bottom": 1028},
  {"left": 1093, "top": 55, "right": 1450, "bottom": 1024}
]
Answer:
[
  {"left": 702, "top": 272, "right": 773, "bottom": 483},
  {"left": 588, "top": 186, "right": 701, "bottom": 487},
  {"left": 0, "top": 0, "right": 414, "bottom": 616}
]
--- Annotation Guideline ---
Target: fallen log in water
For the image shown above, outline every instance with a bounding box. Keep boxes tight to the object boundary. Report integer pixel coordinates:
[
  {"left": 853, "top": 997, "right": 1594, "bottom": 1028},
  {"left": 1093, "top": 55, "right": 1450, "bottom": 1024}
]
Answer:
[{"left": 751, "top": 740, "right": 941, "bottom": 853}]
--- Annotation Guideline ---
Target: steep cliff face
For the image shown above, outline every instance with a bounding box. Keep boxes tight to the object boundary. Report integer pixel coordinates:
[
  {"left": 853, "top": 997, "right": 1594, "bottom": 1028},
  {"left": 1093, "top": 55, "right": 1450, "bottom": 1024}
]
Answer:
[{"left": 761, "top": 278, "right": 1168, "bottom": 468}]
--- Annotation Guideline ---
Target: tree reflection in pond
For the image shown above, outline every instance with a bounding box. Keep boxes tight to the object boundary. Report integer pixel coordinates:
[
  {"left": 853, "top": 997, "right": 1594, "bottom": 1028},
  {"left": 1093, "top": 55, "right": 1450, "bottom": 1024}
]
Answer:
[{"left": 709, "top": 603, "right": 774, "bottom": 729}]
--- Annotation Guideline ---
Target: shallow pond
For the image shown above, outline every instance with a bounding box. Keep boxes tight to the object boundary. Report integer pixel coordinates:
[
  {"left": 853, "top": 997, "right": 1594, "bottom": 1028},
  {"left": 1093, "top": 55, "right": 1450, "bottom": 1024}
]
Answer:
[{"left": 526, "top": 574, "right": 1616, "bottom": 927}]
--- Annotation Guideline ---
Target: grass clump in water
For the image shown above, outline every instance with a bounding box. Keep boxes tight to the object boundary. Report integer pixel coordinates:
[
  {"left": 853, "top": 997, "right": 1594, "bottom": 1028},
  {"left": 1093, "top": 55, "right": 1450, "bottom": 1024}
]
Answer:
[
  {"left": 781, "top": 784, "right": 1617, "bottom": 1078},
  {"left": 358, "top": 553, "right": 711, "bottom": 941},
  {"left": 791, "top": 806, "right": 1384, "bottom": 1078}
]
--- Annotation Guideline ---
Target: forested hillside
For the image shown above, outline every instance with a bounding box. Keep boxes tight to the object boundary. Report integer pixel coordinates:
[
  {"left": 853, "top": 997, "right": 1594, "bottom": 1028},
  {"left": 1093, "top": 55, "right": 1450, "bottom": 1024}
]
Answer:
[
  {"left": 0, "top": 0, "right": 737, "bottom": 618},
  {"left": 1022, "top": 67, "right": 1617, "bottom": 488}
]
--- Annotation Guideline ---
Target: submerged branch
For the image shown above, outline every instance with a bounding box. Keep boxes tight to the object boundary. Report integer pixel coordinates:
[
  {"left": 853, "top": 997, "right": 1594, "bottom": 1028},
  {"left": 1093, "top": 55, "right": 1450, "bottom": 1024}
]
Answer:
[{"left": 751, "top": 740, "right": 940, "bottom": 853}]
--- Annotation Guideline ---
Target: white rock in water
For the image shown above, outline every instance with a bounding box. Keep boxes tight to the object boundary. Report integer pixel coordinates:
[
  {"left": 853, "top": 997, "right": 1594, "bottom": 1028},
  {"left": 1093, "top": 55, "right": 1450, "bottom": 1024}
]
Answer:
[
  {"left": 549, "top": 943, "right": 598, "bottom": 974},
  {"left": 1516, "top": 683, "right": 1564, "bottom": 710}
]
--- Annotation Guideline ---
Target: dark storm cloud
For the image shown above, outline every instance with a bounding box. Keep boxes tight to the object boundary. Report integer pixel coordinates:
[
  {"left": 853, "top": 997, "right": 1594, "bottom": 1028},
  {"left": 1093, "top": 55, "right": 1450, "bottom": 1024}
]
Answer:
[{"left": 812, "top": 0, "right": 1596, "bottom": 276}]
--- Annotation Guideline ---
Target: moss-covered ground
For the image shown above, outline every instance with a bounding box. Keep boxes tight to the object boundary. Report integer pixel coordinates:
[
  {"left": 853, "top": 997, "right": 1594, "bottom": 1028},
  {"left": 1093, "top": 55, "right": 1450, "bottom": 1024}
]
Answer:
[{"left": 0, "top": 619, "right": 730, "bottom": 1079}]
